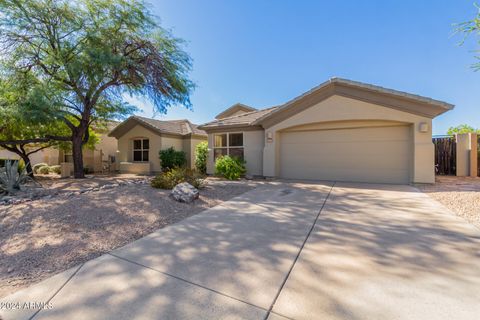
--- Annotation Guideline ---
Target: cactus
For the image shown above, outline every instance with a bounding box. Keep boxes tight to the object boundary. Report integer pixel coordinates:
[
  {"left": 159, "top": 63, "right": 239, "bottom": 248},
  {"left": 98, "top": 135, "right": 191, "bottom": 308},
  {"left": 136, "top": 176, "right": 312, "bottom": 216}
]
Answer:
[{"left": 0, "top": 160, "right": 37, "bottom": 195}]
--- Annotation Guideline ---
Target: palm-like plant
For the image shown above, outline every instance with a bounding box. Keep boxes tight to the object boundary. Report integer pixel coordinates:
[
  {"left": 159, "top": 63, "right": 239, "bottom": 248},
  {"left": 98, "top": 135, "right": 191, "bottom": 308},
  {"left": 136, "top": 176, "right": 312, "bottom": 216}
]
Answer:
[{"left": 0, "top": 160, "right": 37, "bottom": 195}]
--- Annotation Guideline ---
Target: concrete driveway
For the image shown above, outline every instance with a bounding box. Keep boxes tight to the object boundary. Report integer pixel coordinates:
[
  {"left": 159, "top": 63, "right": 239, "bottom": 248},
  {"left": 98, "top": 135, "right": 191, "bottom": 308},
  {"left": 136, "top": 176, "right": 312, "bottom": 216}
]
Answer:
[{"left": 1, "top": 181, "right": 480, "bottom": 320}]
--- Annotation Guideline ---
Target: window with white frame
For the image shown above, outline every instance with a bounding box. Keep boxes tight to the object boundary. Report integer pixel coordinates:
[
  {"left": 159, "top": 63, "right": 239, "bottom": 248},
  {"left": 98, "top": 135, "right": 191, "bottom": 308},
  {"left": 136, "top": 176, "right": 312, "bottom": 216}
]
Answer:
[
  {"left": 133, "top": 138, "right": 149, "bottom": 162},
  {"left": 213, "top": 133, "right": 244, "bottom": 160}
]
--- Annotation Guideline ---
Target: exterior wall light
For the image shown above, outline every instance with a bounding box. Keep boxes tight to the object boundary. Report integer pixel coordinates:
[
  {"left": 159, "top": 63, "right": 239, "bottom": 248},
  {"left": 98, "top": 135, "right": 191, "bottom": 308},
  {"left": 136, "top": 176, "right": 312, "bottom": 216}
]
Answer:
[{"left": 419, "top": 122, "right": 428, "bottom": 133}]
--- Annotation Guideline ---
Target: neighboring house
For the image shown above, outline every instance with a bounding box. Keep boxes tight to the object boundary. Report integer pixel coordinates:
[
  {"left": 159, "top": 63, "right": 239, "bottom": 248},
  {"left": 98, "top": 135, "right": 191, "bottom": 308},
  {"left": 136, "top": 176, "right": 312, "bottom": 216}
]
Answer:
[
  {"left": 0, "top": 122, "right": 119, "bottom": 173},
  {"left": 198, "top": 78, "right": 454, "bottom": 184},
  {"left": 108, "top": 116, "right": 207, "bottom": 174}
]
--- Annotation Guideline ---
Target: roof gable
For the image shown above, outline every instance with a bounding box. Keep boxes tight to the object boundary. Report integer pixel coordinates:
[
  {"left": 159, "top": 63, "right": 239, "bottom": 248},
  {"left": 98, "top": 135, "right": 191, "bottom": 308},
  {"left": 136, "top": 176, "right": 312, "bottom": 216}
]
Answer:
[
  {"left": 254, "top": 78, "right": 454, "bottom": 128},
  {"left": 199, "top": 78, "right": 454, "bottom": 132},
  {"left": 198, "top": 107, "right": 278, "bottom": 130},
  {"left": 215, "top": 103, "right": 257, "bottom": 119},
  {"left": 108, "top": 116, "right": 206, "bottom": 139}
]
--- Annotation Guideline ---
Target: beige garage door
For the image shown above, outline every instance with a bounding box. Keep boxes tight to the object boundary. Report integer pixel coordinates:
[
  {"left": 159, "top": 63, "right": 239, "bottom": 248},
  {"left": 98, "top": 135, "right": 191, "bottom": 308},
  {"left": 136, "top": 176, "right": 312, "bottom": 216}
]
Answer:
[{"left": 280, "top": 125, "right": 411, "bottom": 184}]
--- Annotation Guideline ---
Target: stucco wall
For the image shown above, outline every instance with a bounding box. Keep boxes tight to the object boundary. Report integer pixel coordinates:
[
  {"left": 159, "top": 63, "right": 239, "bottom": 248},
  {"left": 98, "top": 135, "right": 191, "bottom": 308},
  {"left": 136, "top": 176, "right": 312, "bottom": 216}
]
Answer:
[
  {"left": 116, "top": 124, "right": 205, "bottom": 173},
  {"left": 206, "top": 130, "right": 264, "bottom": 176},
  {"left": 0, "top": 148, "right": 59, "bottom": 165},
  {"left": 262, "top": 95, "right": 434, "bottom": 183},
  {"left": 117, "top": 124, "right": 163, "bottom": 172}
]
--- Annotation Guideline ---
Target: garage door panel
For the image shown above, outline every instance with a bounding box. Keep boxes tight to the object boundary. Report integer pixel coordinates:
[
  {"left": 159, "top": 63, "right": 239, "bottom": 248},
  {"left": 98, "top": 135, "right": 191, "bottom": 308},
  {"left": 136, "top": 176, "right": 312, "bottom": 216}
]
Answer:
[
  {"left": 280, "top": 126, "right": 411, "bottom": 184},
  {"left": 282, "top": 126, "right": 410, "bottom": 144}
]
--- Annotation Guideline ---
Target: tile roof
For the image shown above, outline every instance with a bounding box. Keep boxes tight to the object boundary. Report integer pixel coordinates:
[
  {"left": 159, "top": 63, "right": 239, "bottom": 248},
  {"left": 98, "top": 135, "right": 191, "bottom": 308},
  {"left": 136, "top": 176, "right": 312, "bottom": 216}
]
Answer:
[
  {"left": 199, "top": 77, "right": 454, "bottom": 130},
  {"left": 109, "top": 116, "right": 207, "bottom": 138},
  {"left": 198, "top": 106, "right": 279, "bottom": 129}
]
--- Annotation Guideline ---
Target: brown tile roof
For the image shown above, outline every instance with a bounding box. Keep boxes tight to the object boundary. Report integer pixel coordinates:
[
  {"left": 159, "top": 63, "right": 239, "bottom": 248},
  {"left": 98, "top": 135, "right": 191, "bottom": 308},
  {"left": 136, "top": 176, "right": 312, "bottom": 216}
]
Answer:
[
  {"left": 199, "top": 77, "right": 454, "bottom": 131},
  {"left": 109, "top": 116, "right": 207, "bottom": 138},
  {"left": 198, "top": 106, "right": 279, "bottom": 129},
  {"left": 214, "top": 103, "right": 257, "bottom": 119}
]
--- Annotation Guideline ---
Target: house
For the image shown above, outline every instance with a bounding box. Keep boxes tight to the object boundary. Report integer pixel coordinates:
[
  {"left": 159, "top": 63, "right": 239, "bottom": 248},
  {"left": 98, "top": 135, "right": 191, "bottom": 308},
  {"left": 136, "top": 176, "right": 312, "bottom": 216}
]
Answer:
[
  {"left": 108, "top": 116, "right": 207, "bottom": 174},
  {"left": 0, "top": 122, "right": 119, "bottom": 173},
  {"left": 198, "top": 78, "right": 454, "bottom": 184}
]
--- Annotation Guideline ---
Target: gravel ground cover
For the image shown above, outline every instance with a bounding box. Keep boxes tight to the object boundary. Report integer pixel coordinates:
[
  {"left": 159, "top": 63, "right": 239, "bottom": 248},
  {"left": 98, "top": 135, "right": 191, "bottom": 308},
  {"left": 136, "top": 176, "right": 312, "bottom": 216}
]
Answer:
[
  {"left": 0, "top": 178, "right": 255, "bottom": 298},
  {"left": 417, "top": 176, "right": 480, "bottom": 230}
]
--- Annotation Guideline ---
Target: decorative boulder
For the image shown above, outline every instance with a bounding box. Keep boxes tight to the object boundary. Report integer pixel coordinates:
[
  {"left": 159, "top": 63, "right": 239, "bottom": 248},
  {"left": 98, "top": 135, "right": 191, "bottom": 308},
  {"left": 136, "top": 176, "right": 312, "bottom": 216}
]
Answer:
[{"left": 170, "top": 182, "right": 199, "bottom": 203}]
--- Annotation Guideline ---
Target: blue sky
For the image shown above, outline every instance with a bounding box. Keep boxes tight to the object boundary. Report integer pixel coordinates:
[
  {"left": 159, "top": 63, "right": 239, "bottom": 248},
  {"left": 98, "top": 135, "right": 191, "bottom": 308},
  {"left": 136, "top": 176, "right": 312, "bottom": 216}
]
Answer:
[{"left": 127, "top": 0, "right": 480, "bottom": 135}]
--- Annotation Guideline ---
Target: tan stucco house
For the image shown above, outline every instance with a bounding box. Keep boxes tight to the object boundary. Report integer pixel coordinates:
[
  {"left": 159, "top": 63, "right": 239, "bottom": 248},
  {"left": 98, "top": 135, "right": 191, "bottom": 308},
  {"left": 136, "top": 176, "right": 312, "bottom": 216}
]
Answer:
[
  {"left": 198, "top": 78, "right": 454, "bottom": 184},
  {"left": 109, "top": 116, "right": 207, "bottom": 174}
]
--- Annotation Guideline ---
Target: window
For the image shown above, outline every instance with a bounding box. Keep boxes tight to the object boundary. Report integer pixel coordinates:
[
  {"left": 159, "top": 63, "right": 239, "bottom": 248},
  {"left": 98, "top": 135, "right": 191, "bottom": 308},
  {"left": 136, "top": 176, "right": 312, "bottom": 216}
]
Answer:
[
  {"left": 213, "top": 133, "right": 244, "bottom": 160},
  {"left": 133, "top": 139, "right": 149, "bottom": 162}
]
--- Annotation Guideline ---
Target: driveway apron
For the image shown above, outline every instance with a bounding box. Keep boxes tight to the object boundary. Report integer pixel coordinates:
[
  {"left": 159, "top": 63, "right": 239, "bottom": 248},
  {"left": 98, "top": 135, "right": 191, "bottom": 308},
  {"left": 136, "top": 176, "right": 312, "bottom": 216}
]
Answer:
[{"left": 270, "top": 182, "right": 480, "bottom": 320}]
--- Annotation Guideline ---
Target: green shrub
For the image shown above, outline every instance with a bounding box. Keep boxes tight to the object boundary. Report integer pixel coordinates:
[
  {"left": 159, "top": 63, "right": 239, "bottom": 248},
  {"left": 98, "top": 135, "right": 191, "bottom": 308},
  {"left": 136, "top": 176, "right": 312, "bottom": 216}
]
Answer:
[
  {"left": 215, "top": 156, "right": 246, "bottom": 180},
  {"left": 49, "top": 165, "right": 61, "bottom": 174},
  {"left": 151, "top": 167, "right": 205, "bottom": 189},
  {"left": 33, "top": 163, "right": 48, "bottom": 174},
  {"left": 38, "top": 165, "right": 51, "bottom": 174},
  {"left": 159, "top": 147, "right": 187, "bottom": 170},
  {"left": 194, "top": 141, "right": 208, "bottom": 174}
]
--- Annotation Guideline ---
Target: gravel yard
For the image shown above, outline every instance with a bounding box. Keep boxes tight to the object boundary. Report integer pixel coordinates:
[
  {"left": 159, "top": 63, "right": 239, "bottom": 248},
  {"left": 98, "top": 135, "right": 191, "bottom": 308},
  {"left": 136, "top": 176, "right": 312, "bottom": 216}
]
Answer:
[
  {"left": 0, "top": 178, "right": 255, "bottom": 298},
  {"left": 417, "top": 176, "right": 480, "bottom": 230}
]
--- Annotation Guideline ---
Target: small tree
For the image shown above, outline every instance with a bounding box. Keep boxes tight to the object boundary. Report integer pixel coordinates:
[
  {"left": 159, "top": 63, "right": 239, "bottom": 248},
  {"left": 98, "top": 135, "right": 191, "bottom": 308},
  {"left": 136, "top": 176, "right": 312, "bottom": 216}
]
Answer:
[
  {"left": 0, "top": 0, "right": 193, "bottom": 178},
  {"left": 159, "top": 147, "right": 187, "bottom": 171},
  {"left": 194, "top": 142, "right": 208, "bottom": 174},
  {"left": 447, "top": 124, "right": 480, "bottom": 135},
  {"left": 455, "top": 3, "right": 480, "bottom": 70}
]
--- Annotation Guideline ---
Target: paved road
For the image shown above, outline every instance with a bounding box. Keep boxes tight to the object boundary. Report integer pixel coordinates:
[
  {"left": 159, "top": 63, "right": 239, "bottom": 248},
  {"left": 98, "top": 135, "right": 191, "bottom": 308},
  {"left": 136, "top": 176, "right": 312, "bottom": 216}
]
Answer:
[{"left": 1, "top": 181, "right": 480, "bottom": 320}]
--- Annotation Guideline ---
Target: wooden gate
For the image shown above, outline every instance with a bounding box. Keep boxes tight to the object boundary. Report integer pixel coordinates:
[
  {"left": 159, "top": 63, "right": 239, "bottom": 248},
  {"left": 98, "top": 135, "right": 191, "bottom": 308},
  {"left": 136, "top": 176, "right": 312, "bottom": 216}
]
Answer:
[{"left": 433, "top": 137, "right": 456, "bottom": 175}]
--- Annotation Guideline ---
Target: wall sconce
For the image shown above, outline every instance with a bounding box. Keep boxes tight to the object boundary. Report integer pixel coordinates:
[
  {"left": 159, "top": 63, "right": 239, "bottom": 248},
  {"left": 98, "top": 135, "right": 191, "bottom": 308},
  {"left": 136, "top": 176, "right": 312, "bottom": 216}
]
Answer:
[
  {"left": 266, "top": 132, "right": 273, "bottom": 142},
  {"left": 419, "top": 122, "right": 428, "bottom": 133}
]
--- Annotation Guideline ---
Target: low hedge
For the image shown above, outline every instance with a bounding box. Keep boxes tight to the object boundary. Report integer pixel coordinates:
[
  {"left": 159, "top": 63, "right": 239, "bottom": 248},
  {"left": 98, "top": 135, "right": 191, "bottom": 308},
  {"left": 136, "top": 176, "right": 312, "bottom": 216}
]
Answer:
[{"left": 151, "top": 167, "right": 205, "bottom": 190}]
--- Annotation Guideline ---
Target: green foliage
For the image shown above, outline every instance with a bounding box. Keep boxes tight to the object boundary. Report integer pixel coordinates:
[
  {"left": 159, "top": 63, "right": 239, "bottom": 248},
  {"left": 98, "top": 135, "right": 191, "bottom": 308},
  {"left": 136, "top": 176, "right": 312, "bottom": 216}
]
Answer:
[
  {"left": 151, "top": 167, "right": 205, "bottom": 189},
  {"left": 159, "top": 147, "right": 187, "bottom": 170},
  {"left": 0, "top": 160, "right": 36, "bottom": 195},
  {"left": 17, "top": 159, "right": 25, "bottom": 173},
  {"left": 0, "top": 0, "right": 194, "bottom": 178},
  {"left": 194, "top": 142, "right": 208, "bottom": 174},
  {"left": 455, "top": 3, "right": 480, "bottom": 70},
  {"left": 49, "top": 165, "right": 61, "bottom": 174},
  {"left": 215, "top": 156, "right": 246, "bottom": 180},
  {"left": 0, "top": 75, "right": 72, "bottom": 175},
  {"left": 33, "top": 163, "right": 48, "bottom": 174},
  {"left": 38, "top": 166, "right": 51, "bottom": 175},
  {"left": 447, "top": 124, "right": 480, "bottom": 135},
  {"left": 0, "top": 0, "right": 193, "bottom": 117}
]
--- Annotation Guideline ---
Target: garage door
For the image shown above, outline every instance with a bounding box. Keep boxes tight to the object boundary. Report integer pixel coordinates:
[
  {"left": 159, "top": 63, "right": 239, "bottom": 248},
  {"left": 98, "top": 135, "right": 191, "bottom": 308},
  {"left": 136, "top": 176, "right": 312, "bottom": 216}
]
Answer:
[{"left": 280, "top": 125, "right": 411, "bottom": 184}]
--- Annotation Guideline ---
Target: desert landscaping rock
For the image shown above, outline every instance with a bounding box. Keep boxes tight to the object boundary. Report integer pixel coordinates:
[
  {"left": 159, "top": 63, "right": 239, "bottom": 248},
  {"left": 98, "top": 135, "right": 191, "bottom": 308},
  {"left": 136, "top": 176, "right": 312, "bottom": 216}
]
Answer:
[
  {"left": 170, "top": 182, "right": 200, "bottom": 203},
  {"left": 417, "top": 176, "right": 480, "bottom": 230},
  {"left": 0, "top": 178, "right": 255, "bottom": 298},
  {"left": 0, "top": 175, "right": 151, "bottom": 206}
]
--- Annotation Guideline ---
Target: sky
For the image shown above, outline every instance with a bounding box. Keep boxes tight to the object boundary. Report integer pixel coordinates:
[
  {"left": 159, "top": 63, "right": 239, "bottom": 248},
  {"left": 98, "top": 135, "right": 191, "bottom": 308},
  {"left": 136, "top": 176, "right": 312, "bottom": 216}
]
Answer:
[{"left": 126, "top": 0, "right": 480, "bottom": 135}]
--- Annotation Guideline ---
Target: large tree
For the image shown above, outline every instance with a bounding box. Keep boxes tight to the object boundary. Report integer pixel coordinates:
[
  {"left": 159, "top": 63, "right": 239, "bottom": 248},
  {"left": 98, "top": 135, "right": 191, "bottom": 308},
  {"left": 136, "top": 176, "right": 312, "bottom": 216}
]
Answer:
[{"left": 0, "top": 0, "right": 193, "bottom": 178}]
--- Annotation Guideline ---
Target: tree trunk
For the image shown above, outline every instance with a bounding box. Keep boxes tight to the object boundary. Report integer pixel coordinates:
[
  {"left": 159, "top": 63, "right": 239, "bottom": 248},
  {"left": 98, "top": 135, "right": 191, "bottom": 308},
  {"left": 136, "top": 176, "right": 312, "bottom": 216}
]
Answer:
[
  {"left": 72, "top": 133, "right": 85, "bottom": 178},
  {"left": 0, "top": 145, "right": 34, "bottom": 177},
  {"left": 18, "top": 153, "right": 34, "bottom": 177}
]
